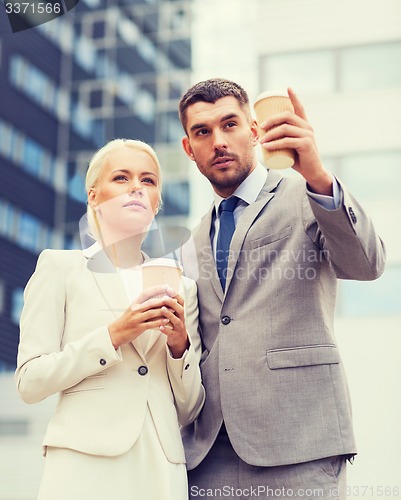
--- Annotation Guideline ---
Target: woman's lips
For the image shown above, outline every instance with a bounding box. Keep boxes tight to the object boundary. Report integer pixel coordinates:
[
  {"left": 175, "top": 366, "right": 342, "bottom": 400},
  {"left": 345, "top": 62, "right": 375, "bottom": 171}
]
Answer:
[{"left": 123, "top": 200, "right": 146, "bottom": 210}]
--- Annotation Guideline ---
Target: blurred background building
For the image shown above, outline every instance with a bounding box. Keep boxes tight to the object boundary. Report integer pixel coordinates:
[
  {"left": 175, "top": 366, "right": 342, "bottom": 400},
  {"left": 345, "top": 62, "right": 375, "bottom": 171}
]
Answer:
[
  {"left": 1, "top": 0, "right": 400, "bottom": 498},
  {"left": 0, "top": 0, "right": 192, "bottom": 370}
]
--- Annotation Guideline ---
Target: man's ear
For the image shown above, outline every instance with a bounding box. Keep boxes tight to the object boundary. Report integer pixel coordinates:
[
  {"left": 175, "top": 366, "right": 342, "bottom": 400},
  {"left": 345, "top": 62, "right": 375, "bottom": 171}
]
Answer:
[
  {"left": 250, "top": 119, "right": 259, "bottom": 146},
  {"left": 182, "top": 136, "right": 195, "bottom": 160}
]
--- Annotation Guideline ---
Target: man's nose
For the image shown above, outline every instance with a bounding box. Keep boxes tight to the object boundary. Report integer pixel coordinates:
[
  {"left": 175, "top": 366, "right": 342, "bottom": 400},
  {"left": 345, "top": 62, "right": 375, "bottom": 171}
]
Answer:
[{"left": 212, "top": 130, "right": 228, "bottom": 150}]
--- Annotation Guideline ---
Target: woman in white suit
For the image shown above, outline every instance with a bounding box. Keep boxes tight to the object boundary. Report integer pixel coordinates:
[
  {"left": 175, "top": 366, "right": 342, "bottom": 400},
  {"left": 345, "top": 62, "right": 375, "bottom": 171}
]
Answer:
[{"left": 15, "top": 139, "right": 205, "bottom": 500}]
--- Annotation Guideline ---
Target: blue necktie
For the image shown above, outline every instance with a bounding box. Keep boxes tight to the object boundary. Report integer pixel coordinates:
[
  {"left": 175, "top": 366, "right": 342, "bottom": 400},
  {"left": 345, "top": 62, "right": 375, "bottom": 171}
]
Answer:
[{"left": 216, "top": 196, "right": 239, "bottom": 290}]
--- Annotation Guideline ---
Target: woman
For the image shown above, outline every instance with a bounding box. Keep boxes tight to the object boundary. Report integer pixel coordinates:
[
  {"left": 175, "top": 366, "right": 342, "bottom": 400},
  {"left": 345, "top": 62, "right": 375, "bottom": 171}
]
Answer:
[{"left": 15, "top": 139, "right": 205, "bottom": 500}]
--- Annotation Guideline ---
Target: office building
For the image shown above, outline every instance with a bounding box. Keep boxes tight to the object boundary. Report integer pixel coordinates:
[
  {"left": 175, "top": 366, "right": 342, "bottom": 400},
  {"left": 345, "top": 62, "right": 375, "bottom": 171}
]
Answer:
[
  {"left": 0, "top": 2, "right": 192, "bottom": 497},
  {"left": 0, "top": 0, "right": 192, "bottom": 370}
]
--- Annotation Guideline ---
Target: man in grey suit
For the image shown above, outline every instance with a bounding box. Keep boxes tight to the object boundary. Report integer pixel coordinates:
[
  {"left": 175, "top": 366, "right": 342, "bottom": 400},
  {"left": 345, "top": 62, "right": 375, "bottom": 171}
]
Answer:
[{"left": 178, "top": 78, "right": 385, "bottom": 499}]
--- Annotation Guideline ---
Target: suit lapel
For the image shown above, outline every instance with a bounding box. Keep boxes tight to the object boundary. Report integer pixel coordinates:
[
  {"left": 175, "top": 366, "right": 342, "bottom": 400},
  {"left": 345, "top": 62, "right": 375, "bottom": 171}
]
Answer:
[
  {"left": 224, "top": 170, "right": 283, "bottom": 293},
  {"left": 90, "top": 270, "right": 128, "bottom": 319},
  {"left": 196, "top": 206, "right": 224, "bottom": 302}
]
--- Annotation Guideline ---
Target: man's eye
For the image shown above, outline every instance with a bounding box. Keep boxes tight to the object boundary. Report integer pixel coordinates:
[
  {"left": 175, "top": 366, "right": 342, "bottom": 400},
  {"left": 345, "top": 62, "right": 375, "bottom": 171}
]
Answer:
[
  {"left": 195, "top": 129, "right": 209, "bottom": 136},
  {"left": 225, "top": 122, "right": 237, "bottom": 128}
]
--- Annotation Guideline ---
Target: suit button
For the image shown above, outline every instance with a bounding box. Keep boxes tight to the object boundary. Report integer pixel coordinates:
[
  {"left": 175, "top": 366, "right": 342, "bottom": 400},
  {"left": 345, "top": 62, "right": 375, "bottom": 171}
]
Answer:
[
  {"left": 221, "top": 316, "right": 231, "bottom": 325},
  {"left": 138, "top": 365, "right": 148, "bottom": 376},
  {"left": 99, "top": 358, "right": 106, "bottom": 366},
  {"left": 348, "top": 207, "right": 357, "bottom": 224},
  {"left": 184, "top": 364, "right": 190, "bottom": 370}
]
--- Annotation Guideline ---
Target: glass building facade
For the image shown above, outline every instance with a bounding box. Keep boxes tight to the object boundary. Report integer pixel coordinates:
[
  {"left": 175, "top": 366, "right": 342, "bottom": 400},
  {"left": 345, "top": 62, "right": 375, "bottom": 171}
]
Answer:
[{"left": 0, "top": 0, "right": 193, "bottom": 369}]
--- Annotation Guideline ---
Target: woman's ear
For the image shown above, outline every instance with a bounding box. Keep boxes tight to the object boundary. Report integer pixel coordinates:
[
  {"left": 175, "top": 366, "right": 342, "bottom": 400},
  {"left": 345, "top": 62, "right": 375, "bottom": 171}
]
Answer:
[
  {"left": 154, "top": 199, "right": 163, "bottom": 215},
  {"left": 87, "top": 188, "right": 96, "bottom": 207}
]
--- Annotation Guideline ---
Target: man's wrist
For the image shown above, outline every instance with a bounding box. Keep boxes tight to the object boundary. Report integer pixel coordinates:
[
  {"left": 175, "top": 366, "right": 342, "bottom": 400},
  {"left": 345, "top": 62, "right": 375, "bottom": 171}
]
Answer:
[{"left": 305, "top": 170, "right": 333, "bottom": 196}]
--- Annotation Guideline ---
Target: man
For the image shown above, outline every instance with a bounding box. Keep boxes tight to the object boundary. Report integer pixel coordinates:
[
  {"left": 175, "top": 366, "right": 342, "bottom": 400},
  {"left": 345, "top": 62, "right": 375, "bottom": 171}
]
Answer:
[{"left": 178, "top": 78, "right": 385, "bottom": 499}]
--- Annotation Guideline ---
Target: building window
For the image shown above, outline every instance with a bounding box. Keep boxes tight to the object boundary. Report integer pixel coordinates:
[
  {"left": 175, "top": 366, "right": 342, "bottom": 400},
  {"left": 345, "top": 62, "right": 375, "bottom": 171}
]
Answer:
[
  {"left": 340, "top": 266, "right": 401, "bottom": 317},
  {"left": 136, "top": 90, "right": 155, "bottom": 124},
  {"left": 0, "top": 119, "right": 66, "bottom": 192},
  {"left": 11, "top": 288, "right": 24, "bottom": 325},
  {"left": 0, "top": 419, "right": 29, "bottom": 436},
  {"left": 261, "top": 42, "right": 401, "bottom": 95},
  {"left": 341, "top": 42, "right": 401, "bottom": 92},
  {"left": 9, "top": 55, "right": 69, "bottom": 122},
  {"left": 0, "top": 279, "right": 5, "bottom": 316},
  {"left": 162, "top": 181, "right": 190, "bottom": 216},
  {"left": 261, "top": 50, "right": 336, "bottom": 94},
  {"left": 339, "top": 152, "right": 401, "bottom": 203},
  {"left": 75, "top": 35, "right": 96, "bottom": 72},
  {"left": 23, "top": 138, "right": 43, "bottom": 178},
  {"left": 0, "top": 199, "right": 63, "bottom": 254}
]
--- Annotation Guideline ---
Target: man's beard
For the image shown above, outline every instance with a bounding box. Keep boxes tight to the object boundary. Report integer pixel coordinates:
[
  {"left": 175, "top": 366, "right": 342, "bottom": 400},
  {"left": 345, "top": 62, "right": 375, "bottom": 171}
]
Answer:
[{"left": 197, "top": 150, "right": 255, "bottom": 192}]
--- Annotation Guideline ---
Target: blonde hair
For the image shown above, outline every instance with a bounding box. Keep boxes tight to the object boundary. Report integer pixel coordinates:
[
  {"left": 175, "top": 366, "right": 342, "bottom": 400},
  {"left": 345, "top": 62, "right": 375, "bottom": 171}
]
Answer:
[{"left": 85, "top": 138, "right": 162, "bottom": 242}]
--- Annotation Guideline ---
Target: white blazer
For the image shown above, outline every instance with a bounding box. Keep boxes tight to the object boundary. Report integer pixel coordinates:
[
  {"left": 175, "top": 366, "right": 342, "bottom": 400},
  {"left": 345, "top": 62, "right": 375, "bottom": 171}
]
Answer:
[{"left": 15, "top": 249, "right": 205, "bottom": 463}]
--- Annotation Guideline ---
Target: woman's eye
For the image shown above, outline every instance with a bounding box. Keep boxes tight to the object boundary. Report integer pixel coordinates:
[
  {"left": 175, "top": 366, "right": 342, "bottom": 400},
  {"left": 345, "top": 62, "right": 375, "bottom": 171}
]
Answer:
[
  {"left": 113, "top": 175, "right": 128, "bottom": 181},
  {"left": 142, "top": 177, "right": 156, "bottom": 185}
]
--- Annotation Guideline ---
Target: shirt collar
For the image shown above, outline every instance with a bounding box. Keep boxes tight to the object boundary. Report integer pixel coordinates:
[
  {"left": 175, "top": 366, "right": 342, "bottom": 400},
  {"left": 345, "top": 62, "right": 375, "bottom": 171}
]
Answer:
[{"left": 213, "top": 162, "right": 268, "bottom": 213}]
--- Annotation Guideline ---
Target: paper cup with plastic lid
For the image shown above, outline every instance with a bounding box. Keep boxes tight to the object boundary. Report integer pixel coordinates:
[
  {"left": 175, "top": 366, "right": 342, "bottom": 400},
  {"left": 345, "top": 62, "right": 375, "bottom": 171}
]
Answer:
[
  {"left": 254, "top": 90, "right": 295, "bottom": 169},
  {"left": 141, "top": 258, "right": 183, "bottom": 297}
]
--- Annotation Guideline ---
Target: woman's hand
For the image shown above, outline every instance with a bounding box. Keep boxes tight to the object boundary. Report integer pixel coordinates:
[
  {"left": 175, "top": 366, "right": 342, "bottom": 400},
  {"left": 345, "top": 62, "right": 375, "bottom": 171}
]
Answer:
[
  {"left": 108, "top": 285, "right": 175, "bottom": 349},
  {"left": 159, "top": 288, "right": 190, "bottom": 359}
]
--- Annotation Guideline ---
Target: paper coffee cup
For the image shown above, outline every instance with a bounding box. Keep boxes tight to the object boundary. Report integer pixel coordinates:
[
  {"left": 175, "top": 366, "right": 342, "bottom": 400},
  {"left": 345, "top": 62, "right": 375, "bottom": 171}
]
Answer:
[
  {"left": 254, "top": 90, "right": 295, "bottom": 169},
  {"left": 141, "top": 258, "right": 183, "bottom": 297}
]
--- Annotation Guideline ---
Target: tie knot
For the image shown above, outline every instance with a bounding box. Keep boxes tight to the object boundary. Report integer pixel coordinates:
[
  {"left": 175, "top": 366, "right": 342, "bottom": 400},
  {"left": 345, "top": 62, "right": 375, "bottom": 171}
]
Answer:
[{"left": 219, "top": 196, "right": 239, "bottom": 215}]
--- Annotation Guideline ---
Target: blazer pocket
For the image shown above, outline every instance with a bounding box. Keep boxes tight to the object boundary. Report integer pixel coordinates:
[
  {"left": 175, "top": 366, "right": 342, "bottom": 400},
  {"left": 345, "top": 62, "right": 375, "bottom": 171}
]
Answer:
[
  {"left": 266, "top": 344, "right": 340, "bottom": 370},
  {"left": 64, "top": 372, "right": 106, "bottom": 394},
  {"left": 250, "top": 225, "right": 292, "bottom": 249}
]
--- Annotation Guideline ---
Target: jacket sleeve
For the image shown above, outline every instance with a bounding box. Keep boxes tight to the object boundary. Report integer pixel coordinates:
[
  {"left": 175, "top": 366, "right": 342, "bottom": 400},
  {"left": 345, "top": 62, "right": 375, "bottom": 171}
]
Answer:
[
  {"left": 305, "top": 177, "right": 386, "bottom": 281},
  {"left": 166, "top": 277, "right": 205, "bottom": 426},
  {"left": 15, "top": 250, "right": 122, "bottom": 404}
]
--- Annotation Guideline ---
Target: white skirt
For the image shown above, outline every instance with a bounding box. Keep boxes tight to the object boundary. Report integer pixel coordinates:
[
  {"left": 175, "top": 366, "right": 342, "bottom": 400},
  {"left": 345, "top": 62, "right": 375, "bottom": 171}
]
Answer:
[{"left": 37, "top": 407, "right": 188, "bottom": 500}]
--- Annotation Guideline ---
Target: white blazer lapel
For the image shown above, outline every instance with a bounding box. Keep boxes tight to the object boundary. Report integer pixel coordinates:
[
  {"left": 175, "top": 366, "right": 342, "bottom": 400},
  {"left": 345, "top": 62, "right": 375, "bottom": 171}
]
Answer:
[{"left": 84, "top": 246, "right": 149, "bottom": 360}]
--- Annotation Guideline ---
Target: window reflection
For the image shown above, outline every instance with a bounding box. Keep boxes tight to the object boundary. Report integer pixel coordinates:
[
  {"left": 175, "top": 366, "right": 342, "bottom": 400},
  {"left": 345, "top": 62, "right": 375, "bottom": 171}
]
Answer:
[
  {"left": 0, "top": 200, "right": 63, "bottom": 253},
  {"left": 261, "top": 42, "right": 401, "bottom": 95},
  {"left": 262, "top": 50, "right": 336, "bottom": 94},
  {"left": 340, "top": 266, "right": 401, "bottom": 316},
  {"left": 341, "top": 43, "right": 401, "bottom": 91},
  {"left": 0, "top": 119, "right": 66, "bottom": 191},
  {"left": 340, "top": 152, "right": 401, "bottom": 202}
]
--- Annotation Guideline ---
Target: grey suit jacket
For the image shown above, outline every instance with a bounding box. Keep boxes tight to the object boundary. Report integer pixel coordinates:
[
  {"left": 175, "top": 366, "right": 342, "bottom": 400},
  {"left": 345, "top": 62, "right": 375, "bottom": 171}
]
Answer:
[{"left": 181, "top": 170, "right": 385, "bottom": 469}]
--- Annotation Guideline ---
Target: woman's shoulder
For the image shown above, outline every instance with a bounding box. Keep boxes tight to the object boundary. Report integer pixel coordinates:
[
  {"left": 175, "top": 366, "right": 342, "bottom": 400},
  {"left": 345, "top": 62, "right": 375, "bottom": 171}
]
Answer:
[{"left": 37, "top": 248, "right": 85, "bottom": 267}]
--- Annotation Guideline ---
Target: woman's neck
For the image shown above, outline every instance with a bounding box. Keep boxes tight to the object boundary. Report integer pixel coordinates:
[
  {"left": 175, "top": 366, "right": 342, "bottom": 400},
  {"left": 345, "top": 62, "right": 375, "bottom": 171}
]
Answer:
[{"left": 102, "top": 235, "right": 144, "bottom": 269}]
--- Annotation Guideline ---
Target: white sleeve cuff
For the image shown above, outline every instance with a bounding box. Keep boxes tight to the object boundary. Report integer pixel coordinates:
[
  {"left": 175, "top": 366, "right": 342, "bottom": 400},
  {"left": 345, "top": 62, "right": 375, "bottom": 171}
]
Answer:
[{"left": 307, "top": 174, "right": 341, "bottom": 210}]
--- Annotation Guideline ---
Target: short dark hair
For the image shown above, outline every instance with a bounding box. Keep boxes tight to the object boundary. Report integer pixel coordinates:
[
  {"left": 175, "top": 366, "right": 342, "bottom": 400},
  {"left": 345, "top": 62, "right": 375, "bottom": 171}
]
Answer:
[{"left": 178, "top": 78, "right": 251, "bottom": 133}]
